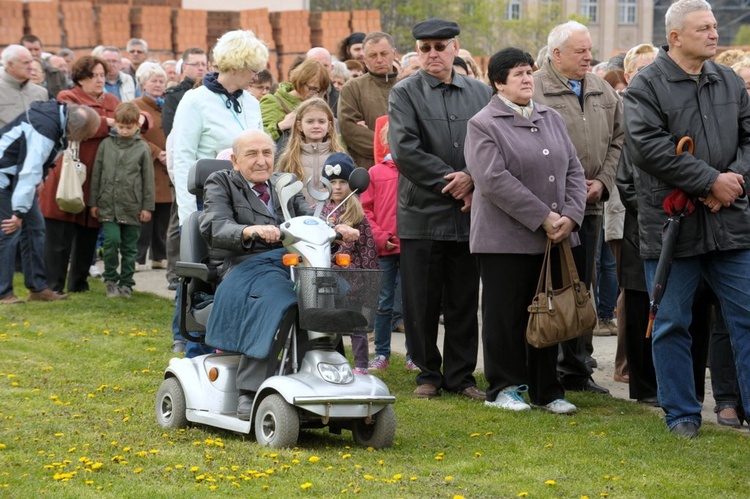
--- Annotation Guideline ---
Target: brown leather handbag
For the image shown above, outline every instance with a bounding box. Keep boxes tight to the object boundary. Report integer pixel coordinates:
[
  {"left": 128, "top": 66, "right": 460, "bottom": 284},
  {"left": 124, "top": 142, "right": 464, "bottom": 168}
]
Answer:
[{"left": 526, "top": 238, "right": 597, "bottom": 348}]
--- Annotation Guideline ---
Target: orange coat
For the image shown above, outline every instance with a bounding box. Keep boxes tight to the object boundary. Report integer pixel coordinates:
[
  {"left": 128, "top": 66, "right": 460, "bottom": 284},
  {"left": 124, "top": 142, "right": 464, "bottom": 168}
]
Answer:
[
  {"left": 133, "top": 95, "right": 172, "bottom": 204},
  {"left": 39, "top": 86, "right": 119, "bottom": 228}
]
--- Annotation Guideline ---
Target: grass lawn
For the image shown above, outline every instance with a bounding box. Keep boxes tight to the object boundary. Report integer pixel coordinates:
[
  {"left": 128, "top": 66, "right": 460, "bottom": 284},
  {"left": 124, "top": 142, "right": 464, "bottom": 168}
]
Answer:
[{"left": 0, "top": 278, "right": 748, "bottom": 498}]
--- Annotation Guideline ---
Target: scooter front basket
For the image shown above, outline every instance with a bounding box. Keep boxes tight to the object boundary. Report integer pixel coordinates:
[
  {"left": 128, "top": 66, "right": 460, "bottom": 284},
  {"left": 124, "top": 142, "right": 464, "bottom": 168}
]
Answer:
[{"left": 294, "top": 267, "right": 383, "bottom": 333}]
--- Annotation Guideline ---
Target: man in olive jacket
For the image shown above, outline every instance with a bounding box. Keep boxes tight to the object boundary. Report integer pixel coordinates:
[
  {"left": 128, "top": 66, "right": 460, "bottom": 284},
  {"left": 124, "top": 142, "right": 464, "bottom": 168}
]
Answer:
[
  {"left": 533, "top": 21, "right": 623, "bottom": 395},
  {"left": 388, "top": 18, "right": 492, "bottom": 401},
  {"left": 618, "top": 0, "right": 750, "bottom": 439}
]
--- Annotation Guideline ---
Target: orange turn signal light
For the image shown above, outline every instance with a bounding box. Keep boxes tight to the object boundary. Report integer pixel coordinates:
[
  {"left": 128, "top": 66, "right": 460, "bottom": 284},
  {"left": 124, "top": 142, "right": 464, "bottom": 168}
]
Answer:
[
  {"left": 335, "top": 253, "right": 352, "bottom": 267},
  {"left": 208, "top": 367, "right": 219, "bottom": 382},
  {"left": 282, "top": 254, "right": 300, "bottom": 266}
]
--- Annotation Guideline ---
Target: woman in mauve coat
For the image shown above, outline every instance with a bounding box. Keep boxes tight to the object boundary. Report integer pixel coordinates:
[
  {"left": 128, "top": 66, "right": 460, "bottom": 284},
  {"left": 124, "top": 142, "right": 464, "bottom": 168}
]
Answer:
[
  {"left": 464, "top": 48, "right": 586, "bottom": 415},
  {"left": 39, "top": 56, "right": 119, "bottom": 293}
]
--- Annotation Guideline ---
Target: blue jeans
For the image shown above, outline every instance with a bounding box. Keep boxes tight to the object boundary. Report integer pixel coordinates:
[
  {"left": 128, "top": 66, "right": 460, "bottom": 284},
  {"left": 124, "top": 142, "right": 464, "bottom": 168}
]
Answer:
[
  {"left": 0, "top": 190, "right": 48, "bottom": 298},
  {"left": 645, "top": 250, "right": 750, "bottom": 430},
  {"left": 595, "top": 228, "right": 618, "bottom": 320},
  {"left": 373, "top": 254, "right": 399, "bottom": 358}
]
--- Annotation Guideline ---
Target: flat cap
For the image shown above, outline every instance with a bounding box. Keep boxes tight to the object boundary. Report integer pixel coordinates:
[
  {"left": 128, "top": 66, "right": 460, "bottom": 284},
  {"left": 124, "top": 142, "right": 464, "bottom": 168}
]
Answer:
[{"left": 412, "top": 18, "right": 460, "bottom": 40}]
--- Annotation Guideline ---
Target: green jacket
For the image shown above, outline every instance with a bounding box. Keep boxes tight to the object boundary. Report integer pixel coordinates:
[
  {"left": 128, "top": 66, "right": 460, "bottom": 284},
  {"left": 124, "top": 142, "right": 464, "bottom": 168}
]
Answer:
[
  {"left": 259, "top": 82, "right": 302, "bottom": 141},
  {"left": 89, "top": 132, "right": 155, "bottom": 226}
]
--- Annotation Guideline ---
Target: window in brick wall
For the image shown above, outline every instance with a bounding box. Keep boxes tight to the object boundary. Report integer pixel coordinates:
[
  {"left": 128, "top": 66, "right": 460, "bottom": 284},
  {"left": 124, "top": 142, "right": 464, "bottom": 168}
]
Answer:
[{"left": 505, "top": 0, "right": 521, "bottom": 20}]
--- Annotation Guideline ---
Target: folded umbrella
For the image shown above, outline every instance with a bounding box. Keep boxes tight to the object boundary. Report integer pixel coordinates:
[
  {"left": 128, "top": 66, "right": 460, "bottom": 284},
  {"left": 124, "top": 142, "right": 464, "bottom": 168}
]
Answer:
[{"left": 645, "top": 137, "right": 695, "bottom": 338}]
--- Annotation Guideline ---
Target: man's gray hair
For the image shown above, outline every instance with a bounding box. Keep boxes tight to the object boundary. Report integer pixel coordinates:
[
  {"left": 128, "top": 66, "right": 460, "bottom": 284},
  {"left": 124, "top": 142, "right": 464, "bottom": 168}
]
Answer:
[
  {"left": 547, "top": 21, "right": 589, "bottom": 52},
  {"left": 66, "top": 104, "right": 100, "bottom": 142},
  {"left": 1, "top": 44, "right": 29, "bottom": 66},
  {"left": 400, "top": 51, "right": 417, "bottom": 67},
  {"left": 126, "top": 38, "right": 148, "bottom": 53},
  {"left": 363, "top": 31, "right": 395, "bottom": 50},
  {"left": 101, "top": 46, "right": 122, "bottom": 56},
  {"left": 665, "top": 0, "right": 712, "bottom": 34},
  {"left": 232, "top": 129, "right": 276, "bottom": 156}
]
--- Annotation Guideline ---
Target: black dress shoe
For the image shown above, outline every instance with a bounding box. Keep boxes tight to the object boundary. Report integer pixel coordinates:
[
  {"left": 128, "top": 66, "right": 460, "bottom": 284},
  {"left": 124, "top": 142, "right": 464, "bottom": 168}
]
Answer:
[
  {"left": 670, "top": 422, "right": 698, "bottom": 439},
  {"left": 564, "top": 378, "right": 610, "bottom": 395},
  {"left": 716, "top": 407, "right": 742, "bottom": 428},
  {"left": 237, "top": 394, "right": 254, "bottom": 420}
]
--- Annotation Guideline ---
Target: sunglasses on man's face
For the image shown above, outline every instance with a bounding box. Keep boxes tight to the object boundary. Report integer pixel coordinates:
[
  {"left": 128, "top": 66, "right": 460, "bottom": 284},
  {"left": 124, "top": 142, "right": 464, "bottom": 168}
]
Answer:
[{"left": 418, "top": 39, "right": 455, "bottom": 53}]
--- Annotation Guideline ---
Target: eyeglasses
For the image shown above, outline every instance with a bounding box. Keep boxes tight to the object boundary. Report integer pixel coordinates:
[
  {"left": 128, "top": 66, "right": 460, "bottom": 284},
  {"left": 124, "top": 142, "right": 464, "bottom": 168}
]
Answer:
[
  {"left": 184, "top": 62, "right": 208, "bottom": 68},
  {"left": 305, "top": 84, "right": 322, "bottom": 94},
  {"left": 418, "top": 39, "right": 455, "bottom": 54}
]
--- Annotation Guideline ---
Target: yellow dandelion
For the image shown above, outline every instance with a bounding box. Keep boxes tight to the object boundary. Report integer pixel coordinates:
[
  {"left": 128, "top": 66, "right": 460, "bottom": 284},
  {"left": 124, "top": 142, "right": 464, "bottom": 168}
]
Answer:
[
  {"left": 545, "top": 443, "right": 553, "bottom": 448},
  {"left": 301, "top": 482, "right": 313, "bottom": 489},
  {"left": 91, "top": 462, "right": 103, "bottom": 470},
  {"left": 0, "top": 444, "right": 6, "bottom": 450},
  {"left": 190, "top": 466, "right": 200, "bottom": 472},
  {"left": 470, "top": 432, "right": 480, "bottom": 437},
  {"left": 134, "top": 468, "right": 143, "bottom": 474},
  {"left": 308, "top": 456, "right": 319, "bottom": 463},
  {"left": 453, "top": 496, "right": 465, "bottom": 499},
  {"left": 518, "top": 493, "right": 529, "bottom": 497},
  {"left": 363, "top": 475, "right": 374, "bottom": 480},
  {"left": 393, "top": 473, "right": 403, "bottom": 480},
  {"left": 474, "top": 452, "right": 482, "bottom": 458},
  {"left": 545, "top": 479, "right": 557, "bottom": 486},
  {"left": 378, "top": 459, "right": 384, "bottom": 466},
  {"left": 410, "top": 476, "right": 418, "bottom": 481},
  {"left": 445, "top": 476, "right": 453, "bottom": 482},
  {"left": 54, "top": 433, "right": 63, "bottom": 437},
  {"left": 600, "top": 494, "right": 608, "bottom": 498},
  {"left": 342, "top": 454, "right": 351, "bottom": 459}
]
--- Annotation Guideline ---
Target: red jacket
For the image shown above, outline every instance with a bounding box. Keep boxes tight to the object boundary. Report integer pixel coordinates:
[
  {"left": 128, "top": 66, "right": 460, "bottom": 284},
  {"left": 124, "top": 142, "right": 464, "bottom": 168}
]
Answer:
[
  {"left": 39, "top": 86, "right": 118, "bottom": 227},
  {"left": 360, "top": 157, "right": 399, "bottom": 256}
]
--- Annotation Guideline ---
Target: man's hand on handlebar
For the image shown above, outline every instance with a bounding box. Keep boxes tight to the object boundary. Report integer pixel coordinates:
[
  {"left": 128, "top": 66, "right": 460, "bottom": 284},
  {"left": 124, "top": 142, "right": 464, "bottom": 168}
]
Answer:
[
  {"left": 243, "top": 225, "right": 281, "bottom": 243},
  {"left": 334, "top": 224, "right": 360, "bottom": 243}
]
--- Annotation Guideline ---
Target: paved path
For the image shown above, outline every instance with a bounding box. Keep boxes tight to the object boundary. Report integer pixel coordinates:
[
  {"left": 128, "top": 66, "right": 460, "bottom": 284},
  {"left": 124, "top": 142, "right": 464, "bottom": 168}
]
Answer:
[{"left": 128, "top": 262, "right": 723, "bottom": 428}]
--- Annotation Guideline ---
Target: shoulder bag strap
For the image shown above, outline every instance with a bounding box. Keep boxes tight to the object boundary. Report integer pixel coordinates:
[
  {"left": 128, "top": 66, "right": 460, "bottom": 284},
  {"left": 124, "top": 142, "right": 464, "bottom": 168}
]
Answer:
[{"left": 273, "top": 94, "right": 292, "bottom": 114}]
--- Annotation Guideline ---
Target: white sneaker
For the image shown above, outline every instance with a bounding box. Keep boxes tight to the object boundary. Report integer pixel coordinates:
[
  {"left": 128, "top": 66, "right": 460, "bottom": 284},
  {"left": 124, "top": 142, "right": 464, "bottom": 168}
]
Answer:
[
  {"left": 536, "top": 398, "right": 577, "bottom": 414},
  {"left": 89, "top": 264, "right": 102, "bottom": 278},
  {"left": 484, "top": 385, "right": 531, "bottom": 411}
]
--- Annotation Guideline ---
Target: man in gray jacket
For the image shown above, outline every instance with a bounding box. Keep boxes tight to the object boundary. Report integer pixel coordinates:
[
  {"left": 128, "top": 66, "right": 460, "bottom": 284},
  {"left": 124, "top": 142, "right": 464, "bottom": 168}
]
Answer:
[
  {"left": 618, "top": 0, "right": 750, "bottom": 439},
  {"left": 0, "top": 45, "right": 49, "bottom": 128},
  {"left": 389, "top": 18, "right": 491, "bottom": 400},
  {"left": 533, "top": 21, "right": 624, "bottom": 395}
]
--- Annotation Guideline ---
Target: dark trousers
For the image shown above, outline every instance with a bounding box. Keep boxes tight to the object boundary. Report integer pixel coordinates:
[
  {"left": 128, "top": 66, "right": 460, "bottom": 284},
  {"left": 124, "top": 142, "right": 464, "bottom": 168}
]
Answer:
[
  {"left": 136, "top": 202, "right": 170, "bottom": 263},
  {"left": 558, "top": 214, "right": 601, "bottom": 385},
  {"left": 479, "top": 253, "right": 564, "bottom": 405},
  {"left": 44, "top": 218, "right": 100, "bottom": 293},
  {"left": 709, "top": 304, "right": 744, "bottom": 414},
  {"left": 400, "top": 239, "right": 479, "bottom": 392},
  {"left": 623, "top": 289, "right": 657, "bottom": 400},
  {"left": 166, "top": 197, "right": 180, "bottom": 283}
]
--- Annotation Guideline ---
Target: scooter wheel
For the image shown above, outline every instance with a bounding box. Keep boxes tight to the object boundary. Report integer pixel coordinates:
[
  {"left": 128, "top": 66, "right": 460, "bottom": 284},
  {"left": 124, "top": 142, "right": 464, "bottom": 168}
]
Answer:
[
  {"left": 352, "top": 405, "right": 396, "bottom": 449},
  {"left": 155, "top": 377, "right": 188, "bottom": 429},
  {"left": 254, "top": 394, "right": 299, "bottom": 448}
]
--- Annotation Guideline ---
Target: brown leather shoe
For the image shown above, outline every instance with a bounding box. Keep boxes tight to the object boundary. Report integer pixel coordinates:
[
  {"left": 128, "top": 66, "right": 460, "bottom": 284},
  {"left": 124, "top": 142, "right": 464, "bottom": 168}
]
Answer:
[
  {"left": 28, "top": 289, "right": 68, "bottom": 301},
  {"left": 0, "top": 294, "right": 24, "bottom": 305},
  {"left": 459, "top": 386, "right": 486, "bottom": 401},
  {"left": 413, "top": 383, "right": 440, "bottom": 399}
]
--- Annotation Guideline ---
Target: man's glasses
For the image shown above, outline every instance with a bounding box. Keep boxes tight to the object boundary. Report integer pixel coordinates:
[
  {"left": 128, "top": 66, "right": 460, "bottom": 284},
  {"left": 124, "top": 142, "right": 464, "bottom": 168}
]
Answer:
[
  {"left": 305, "top": 84, "right": 322, "bottom": 94},
  {"left": 418, "top": 39, "right": 455, "bottom": 53}
]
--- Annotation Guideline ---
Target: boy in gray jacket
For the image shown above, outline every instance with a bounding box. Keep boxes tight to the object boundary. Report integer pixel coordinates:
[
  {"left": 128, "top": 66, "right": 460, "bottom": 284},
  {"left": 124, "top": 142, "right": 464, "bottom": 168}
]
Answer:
[{"left": 89, "top": 102, "right": 154, "bottom": 297}]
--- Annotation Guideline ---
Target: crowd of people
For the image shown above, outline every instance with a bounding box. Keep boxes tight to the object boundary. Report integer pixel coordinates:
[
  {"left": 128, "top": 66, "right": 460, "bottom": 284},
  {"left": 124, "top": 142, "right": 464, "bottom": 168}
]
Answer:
[{"left": 1, "top": 0, "right": 749, "bottom": 439}]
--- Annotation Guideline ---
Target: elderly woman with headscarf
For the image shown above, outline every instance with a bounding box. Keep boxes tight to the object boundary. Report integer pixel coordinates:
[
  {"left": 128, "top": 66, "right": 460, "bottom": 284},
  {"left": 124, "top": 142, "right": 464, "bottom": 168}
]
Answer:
[{"left": 465, "top": 47, "right": 587, "bottom": 415}]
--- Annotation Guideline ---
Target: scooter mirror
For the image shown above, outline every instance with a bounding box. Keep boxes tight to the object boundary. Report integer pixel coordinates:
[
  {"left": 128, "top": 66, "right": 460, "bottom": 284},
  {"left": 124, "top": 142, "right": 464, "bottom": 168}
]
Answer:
[
  {"left": 348, "top": 167, "right": 370, "bottom": 193},
  {"left": 307, "top": 177, "right": 332, "bottom": 202}
]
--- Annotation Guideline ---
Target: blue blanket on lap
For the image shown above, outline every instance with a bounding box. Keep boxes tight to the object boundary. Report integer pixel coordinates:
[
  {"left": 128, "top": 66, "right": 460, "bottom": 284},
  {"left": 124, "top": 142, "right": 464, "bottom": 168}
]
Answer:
[{"left": 206, "top": 249, "right": 297, "bottom": 359}]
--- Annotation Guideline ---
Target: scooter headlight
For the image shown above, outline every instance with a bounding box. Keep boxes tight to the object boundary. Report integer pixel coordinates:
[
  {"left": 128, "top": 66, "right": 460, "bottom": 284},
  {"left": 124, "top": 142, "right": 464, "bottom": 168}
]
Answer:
[{"left": 317, "top": 362, "right": 354, "bottom": 384}]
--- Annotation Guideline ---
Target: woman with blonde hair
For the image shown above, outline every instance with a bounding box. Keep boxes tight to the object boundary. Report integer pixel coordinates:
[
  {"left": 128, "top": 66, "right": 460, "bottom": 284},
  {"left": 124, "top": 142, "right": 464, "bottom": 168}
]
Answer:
[{"left": 275, "top": 97, "right": 344, "bottom": 207}]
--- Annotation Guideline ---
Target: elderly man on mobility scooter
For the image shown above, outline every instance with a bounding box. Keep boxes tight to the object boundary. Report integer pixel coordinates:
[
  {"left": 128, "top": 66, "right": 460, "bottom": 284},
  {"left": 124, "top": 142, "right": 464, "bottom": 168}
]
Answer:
[{"left": 156, "top": 129, "right": 396, "bottom": 448}]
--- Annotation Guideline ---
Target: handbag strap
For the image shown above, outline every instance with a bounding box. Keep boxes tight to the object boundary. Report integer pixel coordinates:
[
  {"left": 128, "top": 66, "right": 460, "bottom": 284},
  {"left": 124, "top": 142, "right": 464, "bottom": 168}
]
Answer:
[
  {"left": 534, "top": 238, "right": 553, "bottom": 296},
  {"left": 273, "top": 94, "right": 292, "bottom": 114},
  {"left": 558, "top": 238, "right": 582, "bottom": 287}
]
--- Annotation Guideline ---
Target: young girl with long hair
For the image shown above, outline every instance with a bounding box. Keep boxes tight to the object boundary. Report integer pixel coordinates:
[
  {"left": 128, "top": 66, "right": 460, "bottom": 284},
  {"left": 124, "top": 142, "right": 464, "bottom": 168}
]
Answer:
[{"left": 275, "top": 97, "right": 344, "bottom": 208}]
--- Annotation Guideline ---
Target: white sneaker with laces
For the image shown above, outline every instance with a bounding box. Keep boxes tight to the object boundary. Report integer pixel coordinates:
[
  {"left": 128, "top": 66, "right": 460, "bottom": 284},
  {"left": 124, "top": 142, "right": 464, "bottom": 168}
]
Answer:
[
  {"left": 484, "top": 385, "right": 531, "bottom": 411},
  {"left": 537, "top": 398, "right": 577, "bottom": 414}
]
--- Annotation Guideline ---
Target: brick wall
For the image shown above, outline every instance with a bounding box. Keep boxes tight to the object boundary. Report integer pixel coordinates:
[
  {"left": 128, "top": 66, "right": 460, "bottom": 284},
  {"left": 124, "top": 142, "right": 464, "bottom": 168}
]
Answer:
[{"left": 1, "top": 4, "right": 397, "bottom": 82}]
